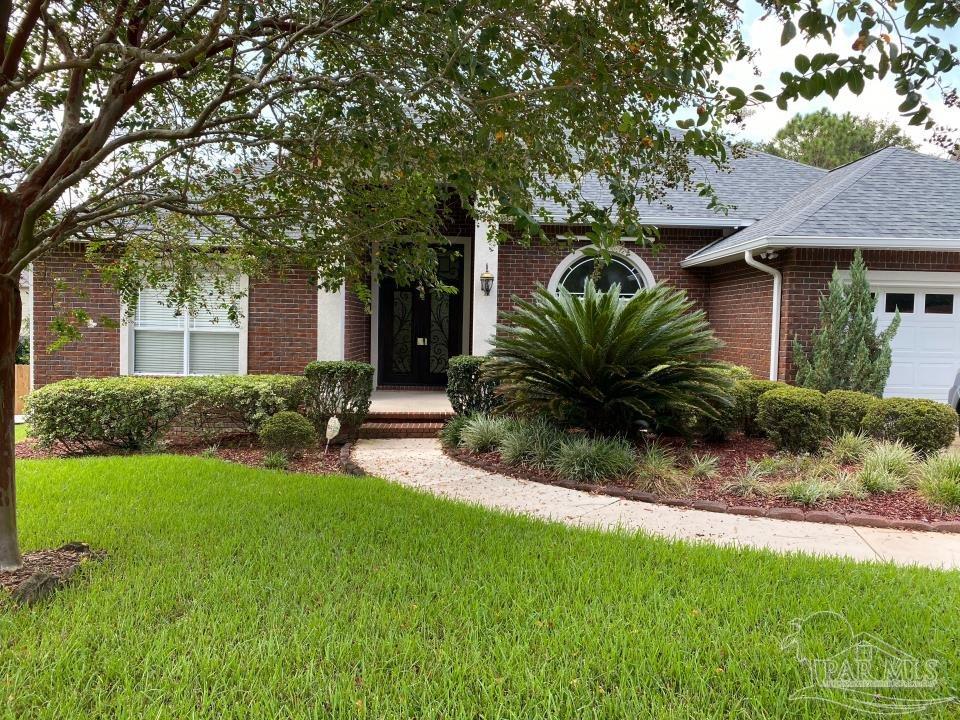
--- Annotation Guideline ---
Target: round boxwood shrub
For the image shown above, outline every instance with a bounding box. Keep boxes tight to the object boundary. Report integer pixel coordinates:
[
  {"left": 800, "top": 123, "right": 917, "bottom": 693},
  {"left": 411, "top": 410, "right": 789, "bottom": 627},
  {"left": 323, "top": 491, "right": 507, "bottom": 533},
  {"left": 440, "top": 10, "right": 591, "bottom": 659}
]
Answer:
[
  {"left": 824, "top": 389, "right": 881, "bottom": 436},
  {"left": 861, "top": 398, "right": 958, "bottom": 455},
  {"left": 756, "top": 386, "right": 829, "bottom": 453},
  {"left": 258, "top": 411, "right": 316, "bottom": 456},
  {"left": 733, "top": 379, "right": 783, "bottom": 437}
]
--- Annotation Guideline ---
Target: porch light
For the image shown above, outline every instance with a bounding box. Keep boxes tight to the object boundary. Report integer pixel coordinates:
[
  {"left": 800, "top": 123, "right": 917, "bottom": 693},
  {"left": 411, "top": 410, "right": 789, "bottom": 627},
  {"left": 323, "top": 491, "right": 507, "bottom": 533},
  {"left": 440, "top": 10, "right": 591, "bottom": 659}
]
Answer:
[{"left": 480, "top": 265, "right": 495, "bottom": 296}]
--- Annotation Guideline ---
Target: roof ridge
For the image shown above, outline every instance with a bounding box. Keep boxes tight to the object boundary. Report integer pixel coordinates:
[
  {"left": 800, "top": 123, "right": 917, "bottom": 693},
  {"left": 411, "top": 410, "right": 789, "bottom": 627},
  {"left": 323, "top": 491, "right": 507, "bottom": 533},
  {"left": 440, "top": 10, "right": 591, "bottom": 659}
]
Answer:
[{"left": 774, "top": 149, "right": 891, "bottom": 235}]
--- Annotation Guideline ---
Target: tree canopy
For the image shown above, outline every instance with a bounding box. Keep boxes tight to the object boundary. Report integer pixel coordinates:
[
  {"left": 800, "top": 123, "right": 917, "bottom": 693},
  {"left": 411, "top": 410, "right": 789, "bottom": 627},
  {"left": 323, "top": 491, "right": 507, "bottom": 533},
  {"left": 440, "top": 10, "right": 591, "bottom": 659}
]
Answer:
[{"left": 757, "top": 109, "right": 918, "bottom": 169}]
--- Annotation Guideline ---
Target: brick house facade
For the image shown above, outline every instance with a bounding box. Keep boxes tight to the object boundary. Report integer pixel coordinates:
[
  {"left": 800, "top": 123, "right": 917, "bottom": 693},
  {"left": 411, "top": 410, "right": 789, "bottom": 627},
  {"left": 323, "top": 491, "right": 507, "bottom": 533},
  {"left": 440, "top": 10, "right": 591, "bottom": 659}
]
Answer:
[{"left": 28, "top": 146, "right": 960, "bottom": 406}]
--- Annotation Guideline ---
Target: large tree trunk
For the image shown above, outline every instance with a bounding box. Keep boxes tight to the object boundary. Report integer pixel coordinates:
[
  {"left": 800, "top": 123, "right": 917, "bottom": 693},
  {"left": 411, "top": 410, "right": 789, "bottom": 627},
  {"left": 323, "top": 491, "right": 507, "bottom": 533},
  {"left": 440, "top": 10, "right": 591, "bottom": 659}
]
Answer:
[{"left": 0, "top": 275, "right": 21, "bottom": 571}]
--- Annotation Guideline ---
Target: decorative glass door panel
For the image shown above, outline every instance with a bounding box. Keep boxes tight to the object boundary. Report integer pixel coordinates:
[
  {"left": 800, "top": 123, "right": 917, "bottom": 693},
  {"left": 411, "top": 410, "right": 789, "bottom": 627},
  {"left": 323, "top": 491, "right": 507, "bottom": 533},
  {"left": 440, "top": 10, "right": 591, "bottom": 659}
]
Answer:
[{"left": 378, "top": 247, "right": 464, "bottom": 386}]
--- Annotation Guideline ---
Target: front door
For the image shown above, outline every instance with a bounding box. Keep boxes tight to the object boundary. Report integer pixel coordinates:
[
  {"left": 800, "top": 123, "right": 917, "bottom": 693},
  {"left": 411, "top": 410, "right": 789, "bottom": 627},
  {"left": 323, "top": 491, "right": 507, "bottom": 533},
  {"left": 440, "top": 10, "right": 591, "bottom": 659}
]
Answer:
[{"left": 378, "top": 249, "right": 464, "bottom": 386}]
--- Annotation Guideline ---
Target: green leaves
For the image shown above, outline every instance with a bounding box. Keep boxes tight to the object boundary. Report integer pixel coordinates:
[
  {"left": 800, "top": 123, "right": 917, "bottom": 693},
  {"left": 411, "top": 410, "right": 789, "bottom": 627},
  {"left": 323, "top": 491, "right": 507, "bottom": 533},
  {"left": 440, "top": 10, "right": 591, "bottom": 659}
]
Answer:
[{"left": 486, "top": 281, "right": 732, "bottom": 435}]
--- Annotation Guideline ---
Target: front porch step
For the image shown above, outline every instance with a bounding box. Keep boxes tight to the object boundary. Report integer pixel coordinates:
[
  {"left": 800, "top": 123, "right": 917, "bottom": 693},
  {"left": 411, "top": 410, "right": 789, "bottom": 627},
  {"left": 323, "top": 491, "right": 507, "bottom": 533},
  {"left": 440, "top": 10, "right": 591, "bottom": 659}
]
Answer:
[
  {"left": 359, "top": 421, "right": 445, "bottom": 439},
  {"left": 365, "top": 410, "right": 454, "bottom": 424}
]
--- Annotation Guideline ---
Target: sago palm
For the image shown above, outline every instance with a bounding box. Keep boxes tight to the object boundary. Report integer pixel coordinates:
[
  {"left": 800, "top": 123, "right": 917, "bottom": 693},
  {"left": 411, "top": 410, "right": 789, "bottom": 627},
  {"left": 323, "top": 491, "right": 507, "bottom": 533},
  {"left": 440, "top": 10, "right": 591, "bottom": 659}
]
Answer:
[{"left": 485, "top": 282, "right": 732, "bottom": 435}]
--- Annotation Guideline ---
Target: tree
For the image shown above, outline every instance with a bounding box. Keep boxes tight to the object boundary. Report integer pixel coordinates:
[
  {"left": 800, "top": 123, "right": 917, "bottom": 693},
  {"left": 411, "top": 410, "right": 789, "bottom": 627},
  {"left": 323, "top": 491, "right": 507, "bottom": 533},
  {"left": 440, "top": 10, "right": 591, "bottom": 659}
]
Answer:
[
  {"left": 1, "top": 1, "right": 958, "bottom": 570},
  {"left": 793, "top": 250, "right": 900, "bottom": 396},
  {"left": 759, "top": 109, "right": 918, "bottom": 168}
]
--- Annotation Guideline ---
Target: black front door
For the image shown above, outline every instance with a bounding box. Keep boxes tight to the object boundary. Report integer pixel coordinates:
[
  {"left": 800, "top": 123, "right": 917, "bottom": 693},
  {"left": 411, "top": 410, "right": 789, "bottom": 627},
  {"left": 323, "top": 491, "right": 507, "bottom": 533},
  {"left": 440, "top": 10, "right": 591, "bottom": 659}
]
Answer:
[{"left": 378, "top": 249, "right": 464, "bottom": 386}]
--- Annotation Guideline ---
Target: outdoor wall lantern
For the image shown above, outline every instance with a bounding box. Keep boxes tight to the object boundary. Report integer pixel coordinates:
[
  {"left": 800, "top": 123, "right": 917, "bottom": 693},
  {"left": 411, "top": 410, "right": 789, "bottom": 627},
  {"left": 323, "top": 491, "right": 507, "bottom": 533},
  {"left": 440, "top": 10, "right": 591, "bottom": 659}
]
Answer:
[{"left": 480, "top": 265, "right": 495, "bottom": 296}]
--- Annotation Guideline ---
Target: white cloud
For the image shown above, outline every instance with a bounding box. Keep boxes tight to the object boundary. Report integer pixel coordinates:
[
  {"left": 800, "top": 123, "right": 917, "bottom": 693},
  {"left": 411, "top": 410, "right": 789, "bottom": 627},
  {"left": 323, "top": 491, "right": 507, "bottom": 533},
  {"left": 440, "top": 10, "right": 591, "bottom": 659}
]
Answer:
[{"left": 721, "top": 13, "right": 960, "bottom": 155}]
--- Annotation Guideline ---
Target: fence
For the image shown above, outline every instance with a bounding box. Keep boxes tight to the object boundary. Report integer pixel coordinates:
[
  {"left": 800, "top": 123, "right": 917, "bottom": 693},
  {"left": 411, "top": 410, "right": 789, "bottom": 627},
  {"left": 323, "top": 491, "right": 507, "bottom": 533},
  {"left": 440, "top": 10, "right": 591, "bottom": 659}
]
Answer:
[{"left": 15, "top": 365, "right": 30, "bottom": 415}]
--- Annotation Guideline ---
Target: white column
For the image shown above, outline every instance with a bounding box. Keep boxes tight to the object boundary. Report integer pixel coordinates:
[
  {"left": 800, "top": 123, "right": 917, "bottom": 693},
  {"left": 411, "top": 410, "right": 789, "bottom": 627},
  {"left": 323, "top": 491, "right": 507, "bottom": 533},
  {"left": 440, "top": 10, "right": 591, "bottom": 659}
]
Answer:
[
  {"left": 471, "top": 220, "right": 498, "bottom": 355},
  {"left": 316, "top": 285, "right": 346, "bottom": 361}
]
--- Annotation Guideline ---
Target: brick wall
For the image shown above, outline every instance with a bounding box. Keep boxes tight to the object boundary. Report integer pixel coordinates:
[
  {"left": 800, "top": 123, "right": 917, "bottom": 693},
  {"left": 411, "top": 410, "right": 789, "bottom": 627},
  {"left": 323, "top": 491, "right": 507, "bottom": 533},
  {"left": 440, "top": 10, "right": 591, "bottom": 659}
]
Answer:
[
  {"left": 33, "top": 245, "right": 122, "bottom": 386},
  {"left": 779, "top": 248, "right": 960, "bottom": 379},
  {"left": 247, "top": 268, "right": 318, "bottom": 374},
  {"left": 704, "top": 261, "right": 776, "bottom": 378},
  {"left": 32, "top": 245, "right": 320, "bottom": 385},
  {"left": 344, "top": 288, "right": 371, "bottom": 362},
  {"left": 496, "top": 227, "right": 717, "bottom": 318}
]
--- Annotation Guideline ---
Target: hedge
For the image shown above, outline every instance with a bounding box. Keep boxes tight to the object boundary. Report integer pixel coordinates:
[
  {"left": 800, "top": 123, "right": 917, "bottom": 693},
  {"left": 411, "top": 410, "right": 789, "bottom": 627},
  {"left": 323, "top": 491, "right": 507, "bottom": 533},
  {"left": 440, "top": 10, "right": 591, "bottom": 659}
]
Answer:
[
  {"left": 25, "top": 375, "right": 305, "bottom": 452},
  {"left": 734, "top": 379, "right": 784, "bottom": 437},
  {"left": 447, "top": 355, "right": 501, "bottom": 416},
  {"left": 756, "top": 386, "right": 830, "bottom": 453},
  {"left": 302, "top": 361, "right": 374, "bottom": 440},
  {"left": 862, "top": 397, "right": 959, "bottom": 455},
  {"left": 824, "top": 389, "right": 881, "bottom": 436}
]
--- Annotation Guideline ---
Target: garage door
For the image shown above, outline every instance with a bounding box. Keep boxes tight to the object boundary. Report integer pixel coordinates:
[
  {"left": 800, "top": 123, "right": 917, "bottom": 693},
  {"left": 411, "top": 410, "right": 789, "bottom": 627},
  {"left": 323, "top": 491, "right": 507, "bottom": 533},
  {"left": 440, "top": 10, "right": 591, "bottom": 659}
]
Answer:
[{"left": 875, "top": 285, "right": 960, "bottom": 405}]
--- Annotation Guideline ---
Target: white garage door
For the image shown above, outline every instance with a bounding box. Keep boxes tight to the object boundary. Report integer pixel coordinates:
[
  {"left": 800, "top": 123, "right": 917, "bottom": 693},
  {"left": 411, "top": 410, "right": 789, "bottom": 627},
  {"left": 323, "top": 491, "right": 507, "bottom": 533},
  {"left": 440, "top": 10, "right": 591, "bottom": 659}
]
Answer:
[{"left": 874, "top": 284, "right": 960, "bottom": 405}]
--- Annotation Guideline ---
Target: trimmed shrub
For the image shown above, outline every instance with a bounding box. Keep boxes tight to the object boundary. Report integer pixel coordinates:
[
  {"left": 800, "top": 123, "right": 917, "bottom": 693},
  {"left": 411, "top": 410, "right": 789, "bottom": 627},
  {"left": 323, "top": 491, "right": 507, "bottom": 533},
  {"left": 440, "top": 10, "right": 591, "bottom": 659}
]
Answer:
[
  {"left": 179, "top": 375, "right": 304, "bottom": 437},
  {"left": 26, "top": 377, "right": 189, "bottom": 452},
  {"left": 302, "top": 361, "right": 374, "bottom": 440},
  {"left": 688, "top": 364, "right": 754, "bottom": 440},
  {"left": 551, "top": 435, "right": 635, "bottom": 484},
  {"left": 447, "top": 355, "right": 501, "bottom": 416},
  {"left": 734, "top": 379, "right": 783, "bottom": 437},
  {"left": 861, "top": 397, "right": 958, "bottom": 455},
  {"left": 25, "top": 375, "right": 305, "bottom": 452},
  {"left": 824, "top": 389, "right": 880, "bottom": 436},
  {"left": 259, "top": 411, "right": 316, "bottom": 456},
  {"left": 486, "top": 282, "right": 733, "bottom": 435},
  {"left": 756, "top": 386, "right": 829, "bottom": 453},
  {"left": 439, "top": 415, "right": 472, "bottom": 449},
  {"left": 459, "top": 415, "right": 514, "bottom": 454},
  {"left": 918, "top": 452, "right": 960, "bottom": 510}
]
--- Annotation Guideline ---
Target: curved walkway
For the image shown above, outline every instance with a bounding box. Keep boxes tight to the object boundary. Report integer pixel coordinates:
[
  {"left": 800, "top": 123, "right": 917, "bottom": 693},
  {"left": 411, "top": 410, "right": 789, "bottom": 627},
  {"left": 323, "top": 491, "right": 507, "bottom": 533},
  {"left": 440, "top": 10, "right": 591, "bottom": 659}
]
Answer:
[{"left": 352, "top": 438, "right": 960, "bottom": 571}]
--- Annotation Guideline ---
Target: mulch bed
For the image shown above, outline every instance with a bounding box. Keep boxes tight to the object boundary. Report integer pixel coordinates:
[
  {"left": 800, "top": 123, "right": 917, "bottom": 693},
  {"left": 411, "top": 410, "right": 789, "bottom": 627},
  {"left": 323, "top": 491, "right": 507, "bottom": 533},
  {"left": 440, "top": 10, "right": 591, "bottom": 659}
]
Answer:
[
  {"left": 16, "top": 436, "right": 344, "bottom": 475},
  {"left": 446, "top": 433, "right": 960, "bottom": 529},
  {"left": 1, "top": 543, "right": 106, "bottom": 599}
]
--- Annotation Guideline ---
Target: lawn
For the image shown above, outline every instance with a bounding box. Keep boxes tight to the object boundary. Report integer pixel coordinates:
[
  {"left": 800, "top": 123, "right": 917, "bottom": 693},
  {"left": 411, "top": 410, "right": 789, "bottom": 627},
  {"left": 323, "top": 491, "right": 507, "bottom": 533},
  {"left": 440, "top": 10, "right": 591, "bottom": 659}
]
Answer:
[
  {"left": 2, "top": 455, "right": 959, "bottom": 718},
  {"left": 14, "top": 423, "right": 28, "bottom": 443}
]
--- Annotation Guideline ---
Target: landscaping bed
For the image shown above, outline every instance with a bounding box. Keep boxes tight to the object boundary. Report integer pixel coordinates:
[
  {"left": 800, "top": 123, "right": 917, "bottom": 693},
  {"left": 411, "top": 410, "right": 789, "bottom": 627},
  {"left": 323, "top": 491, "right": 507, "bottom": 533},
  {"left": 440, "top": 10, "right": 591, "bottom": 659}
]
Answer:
[
  {"left": 0, "top": 543, "right": 106, "bottom": 602},
  {"left": 444, "top": 419, "right": 960, "bottom": 531},
  {"left": 15, "top": 435, "right": 343, "bottom": 475}
]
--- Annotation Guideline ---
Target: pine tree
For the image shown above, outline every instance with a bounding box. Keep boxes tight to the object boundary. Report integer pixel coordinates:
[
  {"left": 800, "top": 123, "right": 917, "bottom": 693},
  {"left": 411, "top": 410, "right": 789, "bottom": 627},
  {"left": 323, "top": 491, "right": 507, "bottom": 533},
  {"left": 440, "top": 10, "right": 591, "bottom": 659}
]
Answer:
[{"left": 793, "top": 250, "right": 900, "bottom": 396}]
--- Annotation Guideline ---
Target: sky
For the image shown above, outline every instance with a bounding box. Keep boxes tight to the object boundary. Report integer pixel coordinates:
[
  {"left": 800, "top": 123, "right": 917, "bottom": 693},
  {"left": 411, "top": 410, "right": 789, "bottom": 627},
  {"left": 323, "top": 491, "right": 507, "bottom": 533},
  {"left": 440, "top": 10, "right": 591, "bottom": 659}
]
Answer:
[{"left": 721, "top": 1, "right": 960, "bottom": 154}]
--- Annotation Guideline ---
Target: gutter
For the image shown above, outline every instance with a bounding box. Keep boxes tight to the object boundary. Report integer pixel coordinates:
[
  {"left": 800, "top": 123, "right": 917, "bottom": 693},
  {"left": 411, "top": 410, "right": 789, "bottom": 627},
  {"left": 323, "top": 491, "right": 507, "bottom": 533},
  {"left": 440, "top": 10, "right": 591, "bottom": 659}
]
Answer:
[{"left": 743, "top": 250, "right": 781, "bottom": 381}]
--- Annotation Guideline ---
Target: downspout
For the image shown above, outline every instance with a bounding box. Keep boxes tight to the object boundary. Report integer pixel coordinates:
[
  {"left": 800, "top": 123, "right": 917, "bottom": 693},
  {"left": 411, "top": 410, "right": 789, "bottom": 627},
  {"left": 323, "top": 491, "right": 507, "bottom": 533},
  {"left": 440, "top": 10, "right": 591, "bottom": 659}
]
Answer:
[{"left": 743, "top": 250, "right": 781, "bottom": 381}]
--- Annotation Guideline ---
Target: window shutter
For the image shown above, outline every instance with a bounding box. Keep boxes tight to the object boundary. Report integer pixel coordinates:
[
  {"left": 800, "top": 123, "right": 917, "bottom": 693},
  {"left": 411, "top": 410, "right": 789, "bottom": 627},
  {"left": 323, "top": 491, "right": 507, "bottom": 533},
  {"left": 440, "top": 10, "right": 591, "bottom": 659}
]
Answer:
[
  {"left": 133, "top": 331, "right": 184, "bottom": 374},
  {"left": 189, "top": 332, "right": 240, "bottom": 375}
]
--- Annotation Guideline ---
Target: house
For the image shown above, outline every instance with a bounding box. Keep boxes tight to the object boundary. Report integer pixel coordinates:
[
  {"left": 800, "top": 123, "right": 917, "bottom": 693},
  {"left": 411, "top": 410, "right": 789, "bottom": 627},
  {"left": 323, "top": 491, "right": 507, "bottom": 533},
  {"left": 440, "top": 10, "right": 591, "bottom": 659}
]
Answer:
[{"left": 29, "top": 146, "right": 960, "bottom": 407}]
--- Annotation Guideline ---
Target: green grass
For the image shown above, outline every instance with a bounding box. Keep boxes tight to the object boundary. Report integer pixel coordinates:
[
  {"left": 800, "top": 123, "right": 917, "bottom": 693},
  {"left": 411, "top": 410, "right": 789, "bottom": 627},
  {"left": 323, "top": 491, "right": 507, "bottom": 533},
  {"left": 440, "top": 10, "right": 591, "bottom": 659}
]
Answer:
[
  {"left": 14, "top": 423, "right": 28, "bottom": 443},
  {"left": 3, "top": 455, "right": 960, "bottom": 718}
]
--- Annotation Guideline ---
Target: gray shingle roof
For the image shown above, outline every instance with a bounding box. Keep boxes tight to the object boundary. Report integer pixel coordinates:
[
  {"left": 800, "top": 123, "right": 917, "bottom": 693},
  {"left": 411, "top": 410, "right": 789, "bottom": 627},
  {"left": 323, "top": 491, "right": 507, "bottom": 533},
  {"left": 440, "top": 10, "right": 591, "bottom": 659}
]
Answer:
[
  {"left": 534, "top": 147, "right": 825, "bottom": 225},
  {"left": 683, "top": 147, "right": 960, "bottom": 266}
]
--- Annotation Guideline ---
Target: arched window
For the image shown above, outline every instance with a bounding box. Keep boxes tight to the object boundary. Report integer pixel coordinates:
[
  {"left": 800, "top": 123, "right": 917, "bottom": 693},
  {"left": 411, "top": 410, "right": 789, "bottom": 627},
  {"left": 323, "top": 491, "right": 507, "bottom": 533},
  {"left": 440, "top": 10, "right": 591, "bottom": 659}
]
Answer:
[{"left": 549, "top": 249, "right": 654, "bottom": 300}]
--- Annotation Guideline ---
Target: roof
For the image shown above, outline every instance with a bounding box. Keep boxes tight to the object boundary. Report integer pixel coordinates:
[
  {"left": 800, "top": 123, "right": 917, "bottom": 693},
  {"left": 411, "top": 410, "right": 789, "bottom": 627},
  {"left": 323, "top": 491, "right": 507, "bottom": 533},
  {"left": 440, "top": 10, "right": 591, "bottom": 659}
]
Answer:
[
  {"left": 683, "top": 147, "right": 960, "bottom": 266},
  {"left": 534, "top": 146, "right": 826, "bottom": 227}
]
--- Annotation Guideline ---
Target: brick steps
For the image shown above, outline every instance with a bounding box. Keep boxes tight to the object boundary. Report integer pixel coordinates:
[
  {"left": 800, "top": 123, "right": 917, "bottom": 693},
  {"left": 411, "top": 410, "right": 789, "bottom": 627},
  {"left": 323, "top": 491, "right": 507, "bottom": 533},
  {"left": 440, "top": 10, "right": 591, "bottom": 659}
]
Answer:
[{"left": 359, "top": 421, "right": 444, "bottom": 439}]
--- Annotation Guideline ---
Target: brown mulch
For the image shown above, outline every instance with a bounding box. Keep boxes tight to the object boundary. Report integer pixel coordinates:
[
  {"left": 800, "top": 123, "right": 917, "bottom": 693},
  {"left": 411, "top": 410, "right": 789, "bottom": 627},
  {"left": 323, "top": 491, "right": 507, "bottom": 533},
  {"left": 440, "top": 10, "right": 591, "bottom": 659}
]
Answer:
[
  {"left": 450, "top": 434, "right": 960, "bottom": 523},
  {"left": 15, "top": 436, "right": 344, "bottom": 475},
  {"left": 0, "top": 543, "right": 106, "bottom": 596}
]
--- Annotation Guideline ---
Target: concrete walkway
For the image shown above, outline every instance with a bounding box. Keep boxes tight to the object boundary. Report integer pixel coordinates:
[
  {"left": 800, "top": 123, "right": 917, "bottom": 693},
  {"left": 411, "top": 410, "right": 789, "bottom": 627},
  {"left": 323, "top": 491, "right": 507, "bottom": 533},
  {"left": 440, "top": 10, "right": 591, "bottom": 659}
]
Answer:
[{"left": 352, "top": 438, "right": 960, "bottom": 571}]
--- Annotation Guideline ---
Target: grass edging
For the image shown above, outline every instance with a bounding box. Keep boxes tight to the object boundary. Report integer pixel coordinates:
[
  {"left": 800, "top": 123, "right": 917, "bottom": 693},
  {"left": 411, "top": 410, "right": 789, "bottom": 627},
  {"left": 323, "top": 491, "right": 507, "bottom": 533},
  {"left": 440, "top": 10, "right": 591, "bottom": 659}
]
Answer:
[{"left": 445, "top": 447, "right": 960, "bottom": 534}]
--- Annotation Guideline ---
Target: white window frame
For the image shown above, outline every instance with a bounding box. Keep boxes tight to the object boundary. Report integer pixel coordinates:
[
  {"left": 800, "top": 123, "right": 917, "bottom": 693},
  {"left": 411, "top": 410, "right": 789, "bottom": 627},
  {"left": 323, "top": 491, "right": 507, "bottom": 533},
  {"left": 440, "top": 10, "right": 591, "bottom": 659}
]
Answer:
[
  {"left": 547, "top": 246, "right": 656, "bottom": 299},
  {"left": 120, "top": 276, "right": 248, "bottom": 376}
]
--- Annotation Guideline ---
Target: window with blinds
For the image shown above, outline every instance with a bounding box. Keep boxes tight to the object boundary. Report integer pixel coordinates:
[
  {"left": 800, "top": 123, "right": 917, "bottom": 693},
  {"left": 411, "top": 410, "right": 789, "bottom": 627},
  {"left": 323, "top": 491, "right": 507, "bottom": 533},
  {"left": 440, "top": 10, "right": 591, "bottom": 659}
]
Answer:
[{"left": 133, "top": 284, "right": 242, "bottom": 375}]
